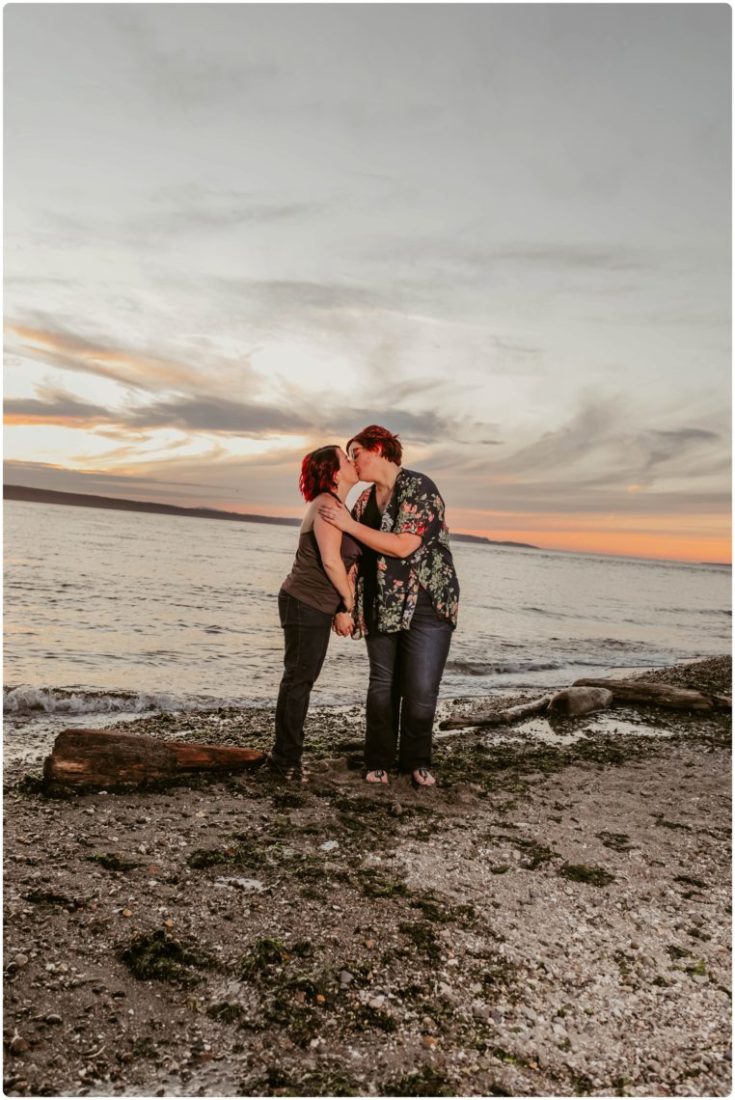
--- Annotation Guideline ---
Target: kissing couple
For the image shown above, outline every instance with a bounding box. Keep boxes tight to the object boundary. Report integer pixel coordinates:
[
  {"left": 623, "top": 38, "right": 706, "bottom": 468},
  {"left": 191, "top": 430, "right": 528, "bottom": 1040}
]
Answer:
[{"left": 266, "top": 424, "right": 460, "bottom": 788}]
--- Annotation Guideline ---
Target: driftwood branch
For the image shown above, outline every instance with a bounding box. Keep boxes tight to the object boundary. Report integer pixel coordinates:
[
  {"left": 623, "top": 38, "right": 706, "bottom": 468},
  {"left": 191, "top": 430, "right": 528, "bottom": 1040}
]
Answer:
[
  {"left": 439, "top": 695, "right": 552, "bottom": 731},
  {"left": 43, "top": 728, "right": 266, "bottom": 793}
]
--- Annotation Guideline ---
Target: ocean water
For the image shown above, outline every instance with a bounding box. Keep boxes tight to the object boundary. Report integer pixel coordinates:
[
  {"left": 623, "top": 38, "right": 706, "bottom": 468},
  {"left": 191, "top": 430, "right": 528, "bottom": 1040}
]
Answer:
[{"left": 4, "top": 499, "right": 731, "bottom": 735}]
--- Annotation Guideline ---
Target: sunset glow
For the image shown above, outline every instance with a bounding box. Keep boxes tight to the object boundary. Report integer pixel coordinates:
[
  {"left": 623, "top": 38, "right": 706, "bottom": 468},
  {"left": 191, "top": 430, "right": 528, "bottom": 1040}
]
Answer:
[{"left": 4, "top": 6, "right": 730, "bottom": 566}]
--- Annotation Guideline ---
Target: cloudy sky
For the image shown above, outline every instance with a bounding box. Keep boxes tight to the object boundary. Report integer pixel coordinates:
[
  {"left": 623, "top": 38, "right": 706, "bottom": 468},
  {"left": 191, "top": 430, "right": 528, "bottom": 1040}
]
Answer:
[{"left": 4, "top": 4, "right": 731, "bottom": 562}]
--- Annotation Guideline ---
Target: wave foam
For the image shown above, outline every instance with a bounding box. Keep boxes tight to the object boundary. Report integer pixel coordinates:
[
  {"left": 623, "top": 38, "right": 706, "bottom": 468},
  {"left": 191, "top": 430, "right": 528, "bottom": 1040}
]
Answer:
[
  {"left": 445, "top": 660, "right": 563, "bottom": 677},
  {"left": 3, "top": 686, "right": 219, "bottom": 716}
]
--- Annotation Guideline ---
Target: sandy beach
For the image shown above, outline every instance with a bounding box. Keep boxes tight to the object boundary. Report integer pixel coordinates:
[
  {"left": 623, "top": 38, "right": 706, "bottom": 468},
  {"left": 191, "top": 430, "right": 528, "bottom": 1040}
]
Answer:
[{"left": 3, "top": 657, "right": 731, "bottom": 1097}]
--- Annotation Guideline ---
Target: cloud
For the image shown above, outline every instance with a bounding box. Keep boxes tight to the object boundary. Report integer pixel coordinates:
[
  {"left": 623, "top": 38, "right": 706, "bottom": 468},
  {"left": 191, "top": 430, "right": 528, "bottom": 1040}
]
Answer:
[
  {"left": 4, "top": 393, "right": 114, "bottom": 427},
  {"left": 324, "top": 407, "right": 501, "bottom": 447},
  {"left": 215, "top": 276, "right": 387, "bottom": 314},
  {"left": 3, "top": 459, "right": 228, "bottom": 499},
  {"left": 367, "top": 237, "right": 652, "bottom": 279},
  {"left": 4, "top": 362, "right": 501, "bottom": 445},
  {"left": 5, "top": 318, "right": 258, "bottom": 397},
  {"left": 4, "top": 389, "right": 310, "bottom": 438},
  {"left": 112, "top": 8, "right": 280, "bottom": 113},
  {"left": 490, "top": 243, "right": 649, "bottom": 272},
  {"left": 421, "top": 396, "right": 730, "bottom": 519},
  {"left": 643, "top": 428, "right": 721, "bottom": 471},
  {"left": 475, "top": 400, "right": 726, "bottom": 487},
  {"left": 127, "top": 396, "right": 311, "bottom": 435},
  {"left": 126, "top": 189, "right": 329, "bottom": 243}
]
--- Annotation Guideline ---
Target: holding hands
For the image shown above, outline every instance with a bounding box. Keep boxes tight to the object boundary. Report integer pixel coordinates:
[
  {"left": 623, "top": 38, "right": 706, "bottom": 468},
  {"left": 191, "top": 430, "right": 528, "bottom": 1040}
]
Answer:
[{"left": 332, "top": 611, "right": 354, "bottom": 637}]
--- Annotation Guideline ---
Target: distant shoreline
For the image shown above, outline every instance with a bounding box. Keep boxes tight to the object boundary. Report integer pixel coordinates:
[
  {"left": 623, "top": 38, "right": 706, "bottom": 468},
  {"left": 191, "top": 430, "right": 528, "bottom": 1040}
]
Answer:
[
  {"left": 2, "top": 484, "right": 539, "bottom": 551},
  {"left": 5, "top": 485, "right": 731, "bottom": 566}
]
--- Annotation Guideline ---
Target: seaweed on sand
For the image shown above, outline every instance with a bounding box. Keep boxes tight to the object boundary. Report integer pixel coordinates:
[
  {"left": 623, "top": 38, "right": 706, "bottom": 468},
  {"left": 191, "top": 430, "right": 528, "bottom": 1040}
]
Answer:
[
  {"left": 120, "top": 929, "right": 215, "bottom": 985},
  {"left": 557, "top": 863, "right": 616, "bottom": 887}
]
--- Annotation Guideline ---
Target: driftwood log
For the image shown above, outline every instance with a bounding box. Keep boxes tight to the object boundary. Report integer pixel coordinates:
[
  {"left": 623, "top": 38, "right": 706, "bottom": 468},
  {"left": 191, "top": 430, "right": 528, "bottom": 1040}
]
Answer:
[
  {"left": 572, "top": 678, "right": 731, "bottom": 712},
  {"left": 439, "top": 677, "right": 731, "bottom": 732},
  {"left": 43, "top": 728, "right": 266, "bottom": 793}
]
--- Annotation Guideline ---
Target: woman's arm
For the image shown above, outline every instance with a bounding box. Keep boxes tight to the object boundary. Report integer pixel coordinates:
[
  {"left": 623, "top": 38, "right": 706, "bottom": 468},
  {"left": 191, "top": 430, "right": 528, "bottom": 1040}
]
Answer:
[
  {"left": 317, "top": 500, "right": 421, "bottom": 560},
  {"left": 313, "top": 512, "right": 354, "bottom": 610}
]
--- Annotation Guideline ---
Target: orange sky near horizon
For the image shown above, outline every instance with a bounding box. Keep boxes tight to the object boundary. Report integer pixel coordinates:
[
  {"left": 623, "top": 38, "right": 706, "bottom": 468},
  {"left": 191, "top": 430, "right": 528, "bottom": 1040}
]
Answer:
[
  {"left": 3, "top": 448, "right": 731, "bottom": 566},
  {"left": 459, "top": 527, "right": 732, "bottom": 565},
  {"left": 196, "top": 498, "right": 732, "bottom": 565}
]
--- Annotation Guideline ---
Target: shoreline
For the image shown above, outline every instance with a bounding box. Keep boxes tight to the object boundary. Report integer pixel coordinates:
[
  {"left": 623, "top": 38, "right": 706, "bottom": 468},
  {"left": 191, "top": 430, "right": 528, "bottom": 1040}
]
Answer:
[
  {"left": 3, "top": 653, "right": 729, "bottom": 772},
  {"left": 3, "top": 656, "right": 731, "bottom": 1097}
]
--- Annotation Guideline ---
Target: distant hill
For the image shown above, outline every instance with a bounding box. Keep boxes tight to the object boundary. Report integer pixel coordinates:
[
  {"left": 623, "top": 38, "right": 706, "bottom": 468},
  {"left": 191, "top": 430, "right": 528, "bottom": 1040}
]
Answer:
[
  {"left": 4, "top": 483, "right": 540, "bottom": 550},
  {"left": 3, "top": 484, "right": 301, "bottom": 527},
  {"left": 451, "top": 531, "right": 539, "bottom": 550}
]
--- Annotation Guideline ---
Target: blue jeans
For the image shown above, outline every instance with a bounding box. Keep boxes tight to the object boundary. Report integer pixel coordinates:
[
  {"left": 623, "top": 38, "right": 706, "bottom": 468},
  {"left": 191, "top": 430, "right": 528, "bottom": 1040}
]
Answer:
[
  {"left": 364, "top": 588, "right": 453, "bottom": 772},
  {"left": 271, "top": 590, "right": 332, "bottom": 768}
]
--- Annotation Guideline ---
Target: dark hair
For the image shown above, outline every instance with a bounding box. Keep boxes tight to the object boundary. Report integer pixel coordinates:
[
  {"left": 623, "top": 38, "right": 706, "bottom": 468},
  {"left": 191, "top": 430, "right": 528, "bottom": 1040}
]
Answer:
[
  {"left": 299, "top": 446, "right": 341, "bottom": 501},
  {"left": 346, "top": 425, "right": 402, "bottom": 465}
]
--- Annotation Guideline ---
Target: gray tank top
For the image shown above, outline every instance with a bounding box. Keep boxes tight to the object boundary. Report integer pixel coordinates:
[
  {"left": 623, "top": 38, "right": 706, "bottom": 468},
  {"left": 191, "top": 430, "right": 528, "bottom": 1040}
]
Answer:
[{"left": 281, "top": 526, "right": 361, "bottom": 614}]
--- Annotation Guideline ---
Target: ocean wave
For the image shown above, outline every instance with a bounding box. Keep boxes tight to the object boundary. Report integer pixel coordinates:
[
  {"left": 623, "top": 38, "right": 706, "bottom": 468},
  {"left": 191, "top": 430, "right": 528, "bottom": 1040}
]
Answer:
[
  {"left": 445, "top": 660, "right": 564, "bottom": 677},
  {"left": 657, "top": 608, "right": 731, "bottom": 616},
  {"left": 2, "top": 686, "right": 225, "bottom": 716}
]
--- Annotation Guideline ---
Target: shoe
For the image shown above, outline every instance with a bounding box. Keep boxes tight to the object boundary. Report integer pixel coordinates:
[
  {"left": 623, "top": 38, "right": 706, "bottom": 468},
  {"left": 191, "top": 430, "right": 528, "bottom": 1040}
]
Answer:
[
  {"left": 365, "top": 769, "right": 389, "bottom": 785},
  {"left": 264, "top": 754, "right": 307, "bottom": 783},
  {"left": 412, "top": 768, "right": 436, "bottom": 788}
]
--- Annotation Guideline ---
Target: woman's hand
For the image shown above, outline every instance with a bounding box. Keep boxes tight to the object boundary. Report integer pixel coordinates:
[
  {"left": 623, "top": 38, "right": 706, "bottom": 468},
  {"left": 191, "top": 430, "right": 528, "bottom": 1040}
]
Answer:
[
  {"left": 332, "top": 612, "right": 354, "bottom": 637},
  {"left": 318, "top": 499, "right": 354, "bottom": 533}
]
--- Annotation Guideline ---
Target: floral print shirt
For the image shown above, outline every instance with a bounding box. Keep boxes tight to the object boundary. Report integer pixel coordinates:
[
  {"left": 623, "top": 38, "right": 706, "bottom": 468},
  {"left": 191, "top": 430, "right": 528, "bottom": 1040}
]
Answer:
[{"left": 351, "top": 468, "right": 460, "bottom": 637}]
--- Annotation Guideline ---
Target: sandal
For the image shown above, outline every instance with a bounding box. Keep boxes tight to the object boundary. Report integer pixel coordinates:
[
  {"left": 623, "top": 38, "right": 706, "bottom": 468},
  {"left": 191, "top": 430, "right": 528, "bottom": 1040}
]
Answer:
[
  {"left": 365, "top": 769, "right": 389, "bottom": 785},
  {"left": 412, "top": 768, "right": 436, "bottom": 788}
]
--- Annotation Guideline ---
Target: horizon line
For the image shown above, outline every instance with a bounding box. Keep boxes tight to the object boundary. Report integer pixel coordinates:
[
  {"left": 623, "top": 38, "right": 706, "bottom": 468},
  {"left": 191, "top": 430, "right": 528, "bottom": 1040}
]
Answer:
[{"left": 4, "top": 483, "right": 731, "bottom": 570}]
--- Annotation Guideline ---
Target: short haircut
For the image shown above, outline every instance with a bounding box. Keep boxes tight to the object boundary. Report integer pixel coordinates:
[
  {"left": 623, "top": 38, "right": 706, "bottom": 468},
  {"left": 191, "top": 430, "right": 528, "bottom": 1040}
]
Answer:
[{"left": 346, "top": 424, "right": 402, "bottom": 465}]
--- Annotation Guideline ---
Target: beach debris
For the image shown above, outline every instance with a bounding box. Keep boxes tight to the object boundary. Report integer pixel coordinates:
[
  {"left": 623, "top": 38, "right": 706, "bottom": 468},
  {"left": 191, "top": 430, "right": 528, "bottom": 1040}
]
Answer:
[
  {"left": 42, "top": 728, "right": 267, "bottom": 793},
  {"left": 572, "top": 678, "right": 732, "bottom": 712},
  {"left": 547, "top": 686, "right": 614, "bottom": 716},
  {"left": 439, "top": 695, "right": 552, "bottom": 730},
  {"left": 216, "top": 877, "right": 265, "bottom": 892},
  {"left": 439, "top": 677, "right": 730, "bottom": 730}
]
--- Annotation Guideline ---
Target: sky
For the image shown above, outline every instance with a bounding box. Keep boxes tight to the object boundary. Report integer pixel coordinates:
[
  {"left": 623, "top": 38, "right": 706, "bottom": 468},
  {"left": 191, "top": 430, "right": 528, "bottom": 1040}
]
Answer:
[{"left": 4, "top": 4, "right": 731, "bottom": 563}]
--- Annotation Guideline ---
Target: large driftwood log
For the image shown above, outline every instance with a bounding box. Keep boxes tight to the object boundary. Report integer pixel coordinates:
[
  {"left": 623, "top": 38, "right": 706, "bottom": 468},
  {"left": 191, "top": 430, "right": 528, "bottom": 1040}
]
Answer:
[
  {"left": 439, "top": 695, "right": 552, "bottom": 731},
  {"left": 43, "top": 728, "right": 266, "bottom": 793},
  {"left": 572, "top": 678, "right": 731, "bottom": 712}
]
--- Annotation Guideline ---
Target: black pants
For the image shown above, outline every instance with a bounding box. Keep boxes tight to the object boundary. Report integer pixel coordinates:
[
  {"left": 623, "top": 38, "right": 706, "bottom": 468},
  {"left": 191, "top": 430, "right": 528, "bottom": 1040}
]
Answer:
[
  {"left": 271, "top": 590, "right": 333, "bottom": 768},
  {"left": 364, "top": 588, "right": 453, "bottom": 773}
]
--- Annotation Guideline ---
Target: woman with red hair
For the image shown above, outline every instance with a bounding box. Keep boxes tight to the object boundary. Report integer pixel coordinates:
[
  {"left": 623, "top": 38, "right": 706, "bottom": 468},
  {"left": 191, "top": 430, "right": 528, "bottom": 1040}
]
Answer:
[
  {"left": 319, "top": 425, "right": 460, "bottom": 787},
  {"left": 267, "top": 445, "right": 360, "bottom": 780}
]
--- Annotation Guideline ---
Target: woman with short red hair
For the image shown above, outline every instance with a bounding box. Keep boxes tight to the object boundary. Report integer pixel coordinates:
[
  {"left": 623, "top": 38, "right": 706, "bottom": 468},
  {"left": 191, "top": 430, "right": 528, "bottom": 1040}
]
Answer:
[
  {"left": 267, "top": 445, "right": 360, "bottom": 780},
  {"left": 319, "top": 425, "right": 460, "bottom": 787}
]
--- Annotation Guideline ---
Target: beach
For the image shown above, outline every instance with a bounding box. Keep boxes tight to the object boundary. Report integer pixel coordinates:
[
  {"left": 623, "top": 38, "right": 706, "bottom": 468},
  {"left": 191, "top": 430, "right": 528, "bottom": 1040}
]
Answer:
[{"left": 3, "top": 656, "right": 731, "bottom": 1097}]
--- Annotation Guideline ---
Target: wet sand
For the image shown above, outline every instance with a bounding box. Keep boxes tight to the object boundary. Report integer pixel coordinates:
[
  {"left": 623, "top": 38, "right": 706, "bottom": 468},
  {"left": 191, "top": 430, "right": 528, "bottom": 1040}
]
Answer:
[{"left": 3, "top": 657, "right": 731, "bottom": 1097}]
